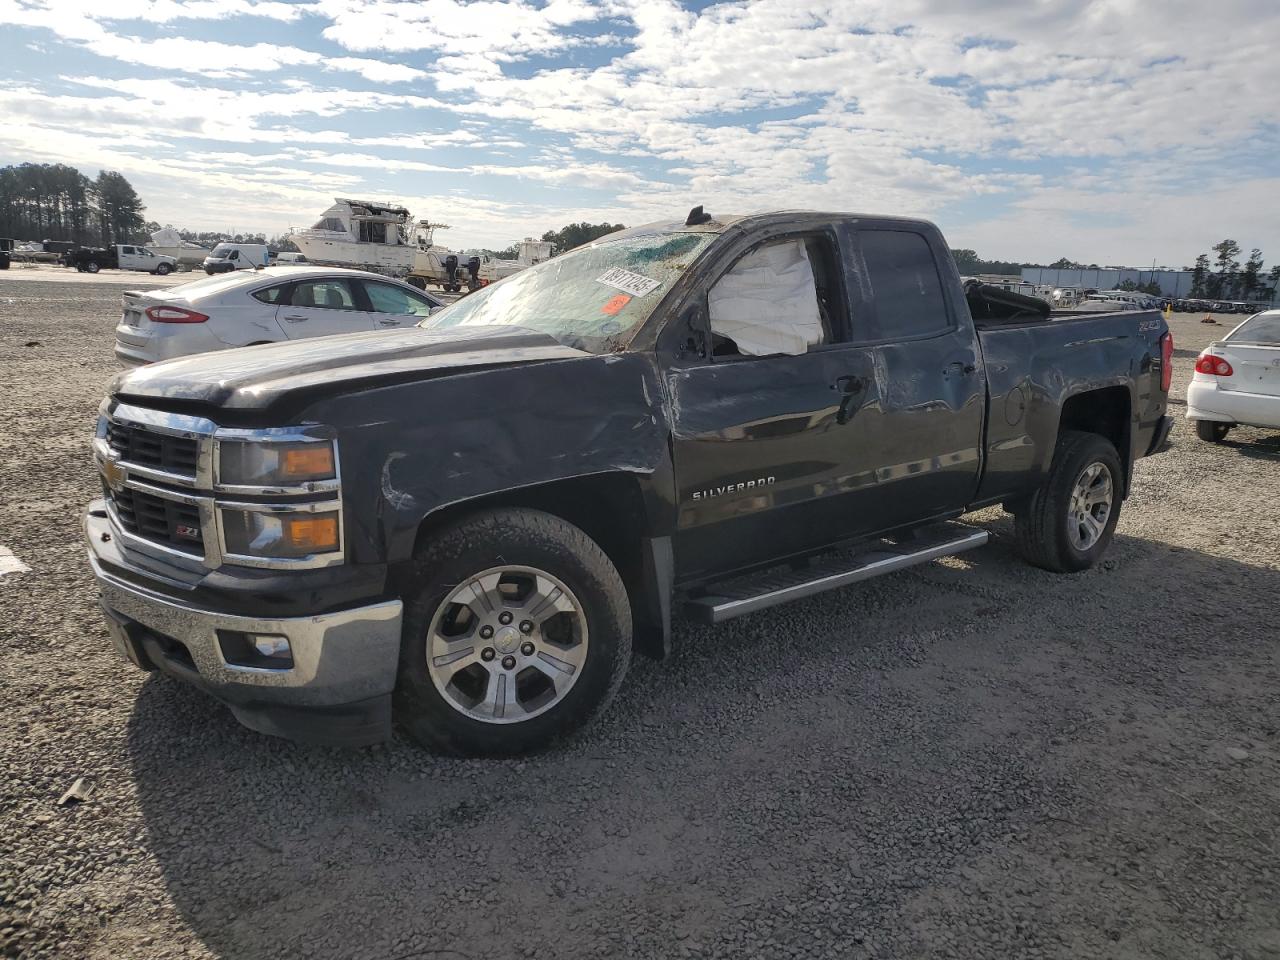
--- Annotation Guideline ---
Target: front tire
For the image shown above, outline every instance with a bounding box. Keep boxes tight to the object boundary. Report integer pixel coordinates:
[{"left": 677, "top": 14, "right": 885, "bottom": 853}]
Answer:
[
  {"left": 395, "top": 508, "right": 632, "bottom": 756},
  {"left": 1195, "top": 420, "right": 1231, "bottom": 443},
  {"left": 1014, "top": 430, "right": 1123, "bottom": 573},
  {"left": 155, "top": 263, "right": 172, "bottom": 276}
]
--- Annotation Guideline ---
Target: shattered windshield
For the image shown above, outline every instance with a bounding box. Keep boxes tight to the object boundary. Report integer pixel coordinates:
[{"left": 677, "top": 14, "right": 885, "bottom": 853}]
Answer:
[{"left": 422, "top": 232, "right": 717, "bottom": 352}]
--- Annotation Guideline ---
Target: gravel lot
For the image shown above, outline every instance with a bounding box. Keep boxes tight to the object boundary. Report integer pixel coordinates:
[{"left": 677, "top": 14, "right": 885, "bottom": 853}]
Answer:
[{"left": 2, "top": 265, "right": 1279, "bottom": 960}]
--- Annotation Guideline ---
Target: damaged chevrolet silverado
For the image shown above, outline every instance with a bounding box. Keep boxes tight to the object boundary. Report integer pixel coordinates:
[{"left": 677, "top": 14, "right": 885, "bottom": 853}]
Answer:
[{"left": 85, "top": 208, "right": 1174, "bottom": 755}]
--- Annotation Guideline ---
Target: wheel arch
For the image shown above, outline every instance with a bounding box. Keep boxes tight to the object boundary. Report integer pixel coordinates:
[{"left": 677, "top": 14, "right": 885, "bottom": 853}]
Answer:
[
  {"left": 392, "top": 472, "right": 673, "bottom": 661},
  {"left": 1055, "top": 384, "right": 1133, "bottom": 493}
]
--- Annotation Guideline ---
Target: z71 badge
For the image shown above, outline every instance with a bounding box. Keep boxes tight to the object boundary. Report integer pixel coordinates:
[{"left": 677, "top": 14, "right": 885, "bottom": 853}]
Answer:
[{"left": 691, "top": 476, "right": 775, "bottom": 501}]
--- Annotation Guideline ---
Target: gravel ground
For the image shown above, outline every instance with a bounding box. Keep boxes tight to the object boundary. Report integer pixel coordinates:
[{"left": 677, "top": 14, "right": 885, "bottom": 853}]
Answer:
[{"left": 2, "top": 266, "right": 1279, "bottom": 960}]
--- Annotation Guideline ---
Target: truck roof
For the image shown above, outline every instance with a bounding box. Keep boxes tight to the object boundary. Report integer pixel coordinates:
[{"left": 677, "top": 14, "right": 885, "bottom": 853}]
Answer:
[{"left": 603, "top": 209, "right": 940, "bottom": 244}]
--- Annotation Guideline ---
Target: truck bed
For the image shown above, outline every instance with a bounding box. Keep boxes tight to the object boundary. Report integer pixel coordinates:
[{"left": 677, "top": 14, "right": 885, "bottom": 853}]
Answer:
[{"left": 973, "top": 307, "right": 1169, "bottom": 506}]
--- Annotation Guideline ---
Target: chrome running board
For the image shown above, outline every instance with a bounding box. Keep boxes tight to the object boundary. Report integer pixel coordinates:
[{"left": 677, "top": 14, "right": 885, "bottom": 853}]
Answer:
[{"left": 684, "top": 522, "right": 990, "bottom": 625}]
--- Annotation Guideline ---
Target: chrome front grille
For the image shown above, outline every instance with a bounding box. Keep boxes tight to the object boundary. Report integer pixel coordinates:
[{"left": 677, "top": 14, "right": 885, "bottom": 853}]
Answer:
[
  {"left": 93, "top": 403, "right": 343, "bottom": 571},
  {"left": 106, "top": 421, "right": 198, "bottom": 478},
  {"left": 108, "top": 483, "right": 204, "bottom": 555}
]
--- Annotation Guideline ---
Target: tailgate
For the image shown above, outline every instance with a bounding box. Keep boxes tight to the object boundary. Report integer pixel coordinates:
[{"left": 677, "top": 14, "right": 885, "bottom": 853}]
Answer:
[{"left": 1217, "top": 343, "right": 1280, "bottom": 397}]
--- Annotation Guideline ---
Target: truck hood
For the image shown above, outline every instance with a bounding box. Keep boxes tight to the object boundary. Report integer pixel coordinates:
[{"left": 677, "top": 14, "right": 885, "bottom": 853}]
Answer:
[{"left": 113, "top": 325, "right": 591, "bottom": 411}]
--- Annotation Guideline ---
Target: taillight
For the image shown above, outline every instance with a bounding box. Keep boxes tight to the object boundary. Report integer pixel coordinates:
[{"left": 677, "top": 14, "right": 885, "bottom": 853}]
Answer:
[
  {"left": 145, "top": 305, "right": 209, "bottom": 323},
  {"left": 1194, "top": 354, "right": 1233, "bottom": 377},
  {"left": 1160, "top": 331, "right": 1173, "bottom": 392}
]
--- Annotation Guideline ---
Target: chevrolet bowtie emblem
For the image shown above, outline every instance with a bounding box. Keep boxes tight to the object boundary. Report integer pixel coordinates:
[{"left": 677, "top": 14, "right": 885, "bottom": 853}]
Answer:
[{"left": 102, "top": 456, "right": 128, "bottom": 493}]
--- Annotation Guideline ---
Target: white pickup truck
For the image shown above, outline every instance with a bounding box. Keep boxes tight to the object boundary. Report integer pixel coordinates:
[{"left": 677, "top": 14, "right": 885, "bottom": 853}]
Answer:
[{"left": 67, "top": 244, "right": 179, "bottom": 275}]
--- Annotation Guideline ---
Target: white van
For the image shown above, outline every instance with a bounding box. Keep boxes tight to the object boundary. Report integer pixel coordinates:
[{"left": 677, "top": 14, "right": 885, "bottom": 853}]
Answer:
[{"left": 203, "top": 242, "right": 270, "bottom": 274}]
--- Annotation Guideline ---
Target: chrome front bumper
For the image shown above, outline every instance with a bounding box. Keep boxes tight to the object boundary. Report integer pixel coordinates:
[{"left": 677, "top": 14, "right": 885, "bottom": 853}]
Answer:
[{"left": 87, "top": 506, "right": 403, "bottom": 745}]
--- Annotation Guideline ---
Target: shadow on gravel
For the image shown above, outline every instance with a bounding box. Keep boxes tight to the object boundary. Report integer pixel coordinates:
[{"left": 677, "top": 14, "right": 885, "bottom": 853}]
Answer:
[
  {"left": 1224, "top": 432, "right": 1280, "bottom": 462},
  {"left": 125, "top": 528, "right": 1280, "bottom": 960}
]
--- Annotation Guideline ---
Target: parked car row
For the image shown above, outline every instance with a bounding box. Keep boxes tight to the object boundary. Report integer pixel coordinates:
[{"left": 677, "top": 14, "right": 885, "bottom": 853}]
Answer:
[
  {"left": 1170, "top": 298, "right": 1268, "bottom": 314},
  {"left": 0, "top": 240, "right": 308, "bottom": 275}
]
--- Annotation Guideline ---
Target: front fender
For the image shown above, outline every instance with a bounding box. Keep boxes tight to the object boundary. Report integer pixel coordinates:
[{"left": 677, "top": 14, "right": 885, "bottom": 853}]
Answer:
[{"left": 308, "top": 353, "right": 671, "bottom": 565}]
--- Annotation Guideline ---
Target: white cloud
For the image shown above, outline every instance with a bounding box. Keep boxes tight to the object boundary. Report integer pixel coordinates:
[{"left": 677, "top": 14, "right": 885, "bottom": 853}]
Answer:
[
  {"left": 0, "top": 3, "right": 423, "bottom": 82},
  {"left": 2, "top": 0, "right": 1279, "bottom": 260},
  {"left": 315, "top": 0, "right": 610, "bottom": 57}
]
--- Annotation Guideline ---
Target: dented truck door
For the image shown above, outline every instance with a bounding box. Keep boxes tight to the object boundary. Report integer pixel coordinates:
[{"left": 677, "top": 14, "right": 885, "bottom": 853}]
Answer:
[
  {"left": 845, "top": 225, "right": 985, "bottom": 527},
  {"left": 664, "top": 226, "right": 884, "bottom": 581}
]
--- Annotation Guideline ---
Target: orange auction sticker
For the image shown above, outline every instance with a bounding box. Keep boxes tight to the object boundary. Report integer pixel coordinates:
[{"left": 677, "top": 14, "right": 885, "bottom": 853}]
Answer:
[{"left": 602, "top": 294, "right": 632, "bottom": 315}]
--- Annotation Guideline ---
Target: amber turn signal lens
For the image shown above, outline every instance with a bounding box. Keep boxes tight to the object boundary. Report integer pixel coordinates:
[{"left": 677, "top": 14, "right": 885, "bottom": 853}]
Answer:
[
  {"left": 282, "top": 445, "right": 335, "bottom": 480},
  {"left": 283, "top": 515, "right": 338, "bottom": 551}
]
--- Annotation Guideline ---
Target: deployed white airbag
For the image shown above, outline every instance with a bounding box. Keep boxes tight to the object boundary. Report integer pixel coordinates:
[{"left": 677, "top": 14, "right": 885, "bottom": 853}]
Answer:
[{"left": 708, "top": 240, "right": 823, "bottom": 356}]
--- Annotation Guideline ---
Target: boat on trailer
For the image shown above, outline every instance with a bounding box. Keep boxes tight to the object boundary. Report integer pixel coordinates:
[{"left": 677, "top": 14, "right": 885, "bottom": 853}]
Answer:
[{"left": 290, "top": 199, "right": 552, "bottom": 292}]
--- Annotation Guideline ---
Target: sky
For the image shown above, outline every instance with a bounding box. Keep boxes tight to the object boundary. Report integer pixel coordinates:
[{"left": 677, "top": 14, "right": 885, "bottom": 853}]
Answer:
[{"left": 1, "top": 0, "right": 1278, "bottom": 267}]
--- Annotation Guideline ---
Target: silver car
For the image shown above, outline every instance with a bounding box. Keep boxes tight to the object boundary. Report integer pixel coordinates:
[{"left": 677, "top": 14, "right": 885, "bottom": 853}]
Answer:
[{"left": 114, "top": 266, "right": 445, "bottom": 367}]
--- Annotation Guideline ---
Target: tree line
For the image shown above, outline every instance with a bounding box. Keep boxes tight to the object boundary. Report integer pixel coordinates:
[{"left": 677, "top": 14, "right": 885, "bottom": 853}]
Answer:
[
  {"left": 1189, "top": 241, "right": 1280, "bottom": 300},
  {"left": 0, "top": 163, "right": 147, "bottom": 247}
]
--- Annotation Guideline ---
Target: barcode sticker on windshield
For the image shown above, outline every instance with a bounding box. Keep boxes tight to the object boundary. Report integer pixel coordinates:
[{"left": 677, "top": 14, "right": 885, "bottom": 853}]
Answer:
[{"left": 596, "top": 267, "right": 662, "bottom": 298}]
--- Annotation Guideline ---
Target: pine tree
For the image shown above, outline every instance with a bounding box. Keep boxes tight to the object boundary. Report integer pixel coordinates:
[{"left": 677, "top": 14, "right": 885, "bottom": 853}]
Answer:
[
  {"left": 1191, "top": 254, "right": 1210, "bottom": 296},
  {"left": 1241, "top": 248, "right": 1264, "bottom": 299},
  {"left": 1211, "top": 239, "right": 1241, "bottom": 299},
  {"left": 92, "top": 170, "right": 146, "bottom": 245}
]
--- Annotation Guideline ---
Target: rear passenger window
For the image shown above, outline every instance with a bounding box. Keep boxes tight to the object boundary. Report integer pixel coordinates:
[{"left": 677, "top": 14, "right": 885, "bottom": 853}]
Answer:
[
  {"left": 860, "top": 230, "right": 949, "bottom": 339},
  {"left": 252, "top": 285, "right": 287, "bottom": 304}
]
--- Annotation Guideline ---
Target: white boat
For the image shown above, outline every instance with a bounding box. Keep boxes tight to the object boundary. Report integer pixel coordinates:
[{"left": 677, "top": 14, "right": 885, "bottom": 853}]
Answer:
[
  {"left": 289, "top": 198, "right": 446, "bottom": 274},
  {"left": 290, "top": 199, "right": 554, "bottom": 291},
  {"left": 146, "top": 228, "right": 211, "bottom": 267}
]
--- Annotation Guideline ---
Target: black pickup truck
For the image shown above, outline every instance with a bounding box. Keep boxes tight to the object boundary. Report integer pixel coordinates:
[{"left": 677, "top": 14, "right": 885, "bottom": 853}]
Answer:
[{"left": 85, "top": 209, "right": 1174, "bottom": 754}]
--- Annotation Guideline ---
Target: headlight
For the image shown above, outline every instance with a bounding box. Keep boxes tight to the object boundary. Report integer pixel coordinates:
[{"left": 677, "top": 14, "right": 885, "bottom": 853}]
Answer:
[
  {"left": 220, "top": 508, "right": 340, "bottom": 560},
  {"left": 217, "top": 439, "right": 336, "bottom": 488}
]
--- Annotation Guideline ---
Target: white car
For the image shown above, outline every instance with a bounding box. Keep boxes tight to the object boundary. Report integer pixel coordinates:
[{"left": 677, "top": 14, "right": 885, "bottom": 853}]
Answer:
[
  {"left": 114, "top": 266, "right": 446, "bottom": 367},
  {"left": 1187, "top": 310, "right": 1280, "bottom": 442}
]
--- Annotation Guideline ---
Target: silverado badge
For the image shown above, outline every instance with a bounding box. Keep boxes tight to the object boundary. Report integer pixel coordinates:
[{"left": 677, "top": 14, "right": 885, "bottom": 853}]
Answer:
[
  {"left": 691, "top": 476, "right": 775, "bottom": 501},
  {"left": 101, "top": 457, "right": 128, "bottom": 493}
]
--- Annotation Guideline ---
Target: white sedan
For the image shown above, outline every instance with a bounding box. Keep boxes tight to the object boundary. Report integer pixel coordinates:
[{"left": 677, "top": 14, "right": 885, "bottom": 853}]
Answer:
[
  {"left": 1187, "top": 310, "right": 1280, "bottom": 442},
  {"left": 114, "top": 266, "right": 446, "bottom": 367}
]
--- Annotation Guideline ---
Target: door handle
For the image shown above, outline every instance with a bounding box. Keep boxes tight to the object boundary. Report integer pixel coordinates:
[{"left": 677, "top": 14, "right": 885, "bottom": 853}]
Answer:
[
  {"left": 832, "top": 376, "right": 866, "bottom": 425},
  {"left": 283, "top": 314, "right": 307, "bottom": 323},
  {"left": 377, "top": 319, "right": 399, "bottom": 326},
  {"left": 945, "top": 361, "right": 977, "bottom": 375}
]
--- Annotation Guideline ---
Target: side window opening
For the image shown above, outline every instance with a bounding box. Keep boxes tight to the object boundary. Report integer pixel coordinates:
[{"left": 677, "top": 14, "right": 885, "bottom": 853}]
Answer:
[
  {"left": 291, "top": 279, "right": 356, "bottom": 311},
  {"left": 859, "top": 230, "right": 949, "bottom": 340},
  {"left": 707, "top": 236, "right": 838, "bottom": 359},
  {"left": 252, "top": 284, "right": 287, "bottom": 305},
  {"left": 364, "top": 280, "right": 434, "bottom": 316}
]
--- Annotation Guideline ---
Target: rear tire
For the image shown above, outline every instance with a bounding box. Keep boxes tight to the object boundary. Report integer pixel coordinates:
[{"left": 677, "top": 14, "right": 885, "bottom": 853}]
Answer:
[
  {"left": 1195, "top": 420, "right": 1231, "bottom": 443},
  {"left": 1014, "top": 430, "right": 1123, "bottom": 573},
  {"left": 85, "top": 261, "right": 100, "bottom": 274},
  {"left": 395, "top": 508, "right": 632, "bottom": 756}
]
